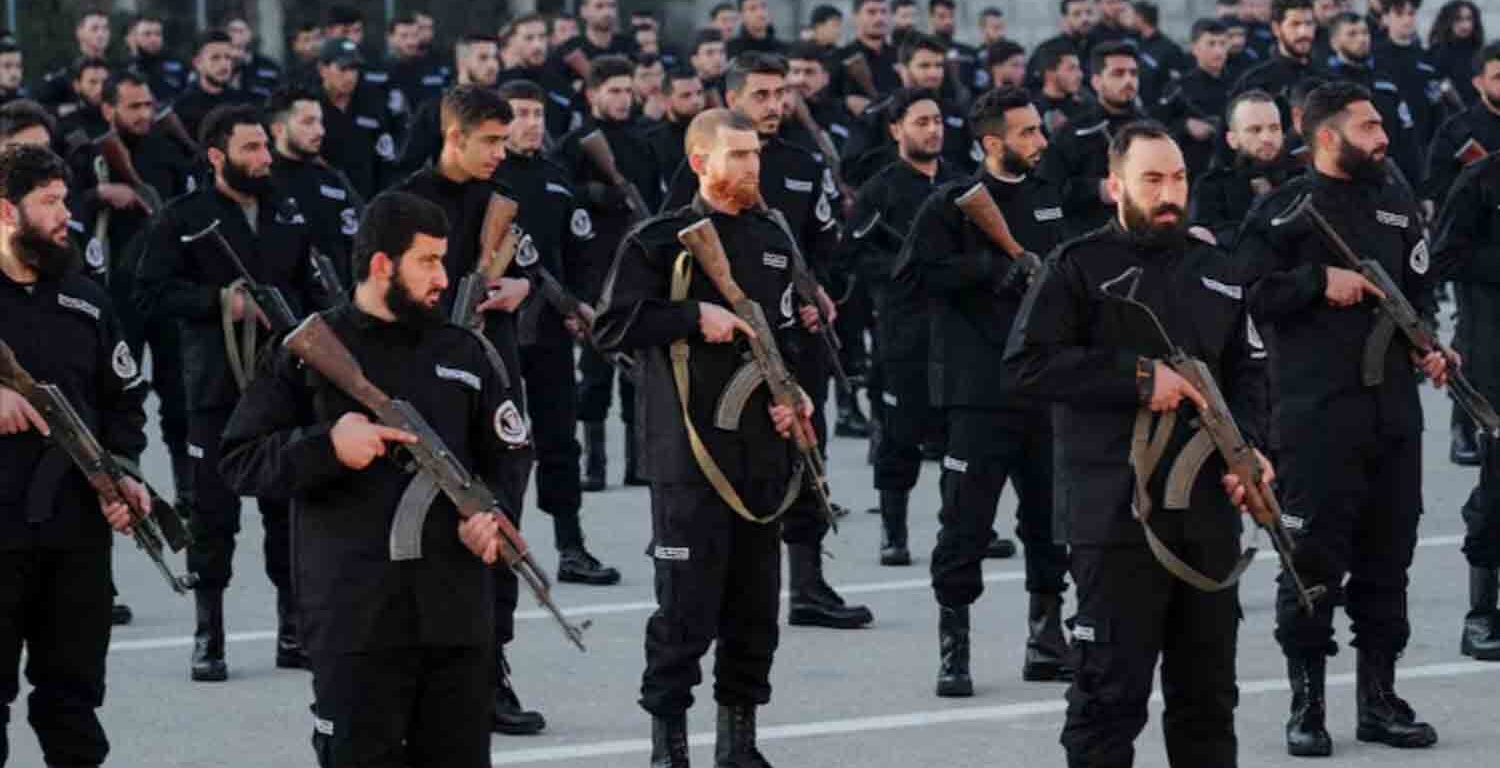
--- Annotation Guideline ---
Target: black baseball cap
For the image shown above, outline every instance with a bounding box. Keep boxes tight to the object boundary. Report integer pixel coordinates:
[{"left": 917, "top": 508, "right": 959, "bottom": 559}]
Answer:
[{"left": 318, "top": 37, "right": 364, "bottom": 68}]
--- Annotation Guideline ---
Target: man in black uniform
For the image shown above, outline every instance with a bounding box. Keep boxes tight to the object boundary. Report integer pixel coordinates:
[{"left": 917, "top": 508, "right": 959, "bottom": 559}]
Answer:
[
  {"left": 124, "top": 14, "right": 186, "bottom": 102},
  {"left": 1239, "top": 81, "right": 1443, "bottom": 756},
  {"left": 1190, "top": 91, "right": 1294, "bottom": 248},
  {"left": 52, "top": 59, "right": 110, "bottom": 147},
  {"left": 728, "top": 0, "right": 786, "bottom": 58},
  {"left": 224, "top": 17, "right": 284, "bottom": 101},
  {"left": 1032, "top": 48, "right": 1088, "bottom": 137},
  {"left": 643, "top": 68, "right": 706, "bottom": 196},
  {"left": 1039, "top": 41, "right": 1145, "bottom": 237},
  {"left": 1134, "top": 2, "right": 1192, "bottom": 105},
  {"left": 499, "top": 15, "right": 582, "bottom": 143},
  {"left": 689, "top": 30, "right": 730, "bottom": 109},
  {"left": 839, "top": 0, "right": 903, "bottom": 113},
  {"left": 594, "top": 107, "right": 816, "bottom": 768},
  {"left": 1433, "top": 148, "right": 1500, "bottom": 662},
  {"left": 785, "top": 43, "right": 858, "bottom": 159},
  {"left": 171, "top": 31, "right": 251, "bottom": 147},
  {"left": 555, "top": 0, "right": 638, "bottom": 79},
  {"left": 35, "top": 12, "right": 111, "bottom": 112},
  {"left": 905, "top": 87, "right": 1074, "bottom": 695},
  {"left": 1373, "top": 0, "right": 1442, "bottom": 146},
  {"left": 400, "top": 34, "right": 502, "bottom": 176},
  {"left": 0, "top": 43, "right": 26, "bottom": 106},
  {"left": 1027, "top": 0, "right": 1096, "bottom": 88},
  {"left": 383, "top": 13, "right": 448, "bottom": 117},
  {"left": 1234, "top": 0, "right": 1321, "bottom": 105},
  {"left": 136, "top": 105, "right": 324, "bottom": 682},
  {"left": 267, "top": 86, "right": 363, "bottom": 285},
  {"left": 1154, "top": 19, "right": 1235, "bottom": 179},
  {"left": 1008, "top": 121, "right": 1270, "bottom": 768},
  {"left": 1423, "top": 40, "right": 1500, "bottom": 210},
  {"left": 664, "top": 52, "right": 873, "bottom": 630},
  {"left": 1319, "top": 14, "right": 1425, "bottom": 193},
  {"left": 316, "top": 37, "right": 402, "bottom": 201},
  {"left": 219, "top": 190, "right": 529, "bottom": 768},
  {"left": 0, "top": 144, "right": 149, "bottom": 768},
  {"left": 849, "top": 88, "right": 956, "bottom": 568},
  {"left": 930, "top": 0, "right": 981, "bottom": 95},
  {"left": 556, "top": 54, "right": 660, "bottom": 493}
]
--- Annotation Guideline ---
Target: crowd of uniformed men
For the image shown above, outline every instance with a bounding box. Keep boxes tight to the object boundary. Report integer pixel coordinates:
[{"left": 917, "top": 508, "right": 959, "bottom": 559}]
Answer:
[{"left": 4, "top": 0, "right": 1500, "bottom": 765}]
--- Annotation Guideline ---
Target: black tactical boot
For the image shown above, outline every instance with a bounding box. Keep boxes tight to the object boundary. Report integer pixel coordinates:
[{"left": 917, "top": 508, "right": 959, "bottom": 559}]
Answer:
[
  {"left": 878, "top": 490, "right": 910, "bottom": 566},
  {"left": 714, "top": 705, "right": 773, "bottom": 767},
  {"left": 494, "top": 647, "right": 546, "bottom": 735},
  {"left": 651, "top": 712, "right": 690, "bottom": 767},
  {"left": 558, "top": 544, "right": 621, "bottom": 585},
  {"left": 985, "top": 530, "right": 1017, "bottom": 559},
  {"left": 786, "top": 543, "right": 873, "bottom": 628},
  {"left": 624, "top": 424, "right": 648, "bottom": 486},
  {"left": 936, "top": 605, "right": 973, "bottom": 697},
  {"left": 582, "top": 421, "right": 607, "bottom": 491},
  {"left": 275, "top": 590, "right": 309, "bottom": 669},
  {"left": 111, "top": 602, "right": 133, "bottom": 626},
  {"left": 1285, "top": 655, "right": 1332, "bottom": 757},
  {"left": 1462, "top": 567, "right": 1500, "bottom": 660},
  {"left": 833, "top": 388, "right": 871, "bottom": 438},
  {"left": 1355, "top": 649, "right": 1438, "bottom": 748},
  {"left": 1022, "top": 593, "right": 1071, "bottom": 682},
  {"left": 190, "top": 588, "right": 227, "bottom": 682}
]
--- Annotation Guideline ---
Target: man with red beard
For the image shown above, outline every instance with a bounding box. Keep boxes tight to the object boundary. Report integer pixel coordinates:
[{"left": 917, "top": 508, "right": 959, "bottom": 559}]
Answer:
[
  {"left": 595, "top": 107, "right": 819, "bottom": 768},
  {"left": 0, "top": 143, "right": 150, "bottom": 768}
]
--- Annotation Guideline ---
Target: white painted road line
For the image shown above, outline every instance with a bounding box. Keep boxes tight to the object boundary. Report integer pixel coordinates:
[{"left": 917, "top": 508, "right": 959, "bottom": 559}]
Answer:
[
  {"left": 487, "top": 660, "right": 1500, "bottom": 765},
  {"left": 107, "top": 534, "right": 1466, "bottom": 654}
]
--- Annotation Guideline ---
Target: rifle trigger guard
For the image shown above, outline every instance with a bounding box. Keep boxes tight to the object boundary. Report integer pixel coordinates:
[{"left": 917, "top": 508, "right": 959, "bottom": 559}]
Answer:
[
  {"left": 714, "top": 362, "right": 766, "bottom": 431},
  {"left": 1362, "top": 313, "right": 1397, "bottom": 387}
]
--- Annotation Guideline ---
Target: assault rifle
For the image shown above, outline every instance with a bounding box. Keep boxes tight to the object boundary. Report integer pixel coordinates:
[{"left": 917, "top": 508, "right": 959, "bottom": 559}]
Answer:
[
  {"left": 756, "top": 198, "right": 853, "bottom": 395},
  {"left": 310, "top": 246, "right": 348, "bottom": 306},
  {"left": 154, "top": 106, "right": 200, "bottom": 157},
  {"left": 283, "top": 315, "right": 590, "bottom": 651},
  {"left": 786, "top": 92, "right": 854, "bottom": 210},
  {"left": 578, "top": 129, "right": 650, "bottom": 222},
  {"left": 96, "top": 131, "right": 163, "bottom": 214},
  {"left": 953, "top": 182, "right": 1043, "bottom": 281},
  {"left": 678, "top": 219, "right": 839, "bottom": 530},
  {"left": 1098, "top": 268, "right": 1325, "bottom": 614},
  {"left": 0, "top": 341, "right": 196, "bottom": 595},
  {"left": 181, "top": 219, "right": 298, "bottom": 333},
  {"left": 512, "top": 234, "right": 640, "bottom": 383},
  {"left": 840, "top": 53, "right": 879, "bottom": 99},
  {"left": 450, "top": 193, "right": 521, "bottom": 379}
]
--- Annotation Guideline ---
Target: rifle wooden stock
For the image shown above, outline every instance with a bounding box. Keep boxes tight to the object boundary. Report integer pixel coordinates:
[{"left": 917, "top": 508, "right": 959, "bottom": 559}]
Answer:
[
  {"left": 1456, "top": 137, "right": 1489, "bottom": 167},
  {"left": 841, "top": 53, "right": 879, "bottom": 99},
  {"left": 788, "top": 93, "right": 852, "bottom": 198},
  {"left": 578, "top": 129, "right": 649, "bottom": 220},
  {"left": 478, "top": 193, "right": 521, "bottom": 281},
  {"left": 954, "top": 182, "right": 1026, "bottom": 259},
  {"left": 562, "top": 48, "right": 591, "bottom": 80},
  {"left": 154, "top": 108, "right": 199, "bottom": 156},
  {"left": 96, "top": 132, "right": 162, "bottom": 213}
]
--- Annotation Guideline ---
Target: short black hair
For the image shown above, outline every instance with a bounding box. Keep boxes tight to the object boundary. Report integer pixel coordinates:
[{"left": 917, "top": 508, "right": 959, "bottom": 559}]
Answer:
[
  {"left": 102, "top": 72, "right": 150, "bottom": 106},
  {"left": 0, "top": 144, "right": 70, "bottom": 204},
  {"left": 1061, "top": 0, "right": 1090, "bottom": 14},
  {"left": 725, "top": 51, "right": 788, "bottom": 94},
  {"left": 0, "top": 41, "right": 17, "bottom": 57},
  {"left": 1288, "top": 75, "right": 1328, "bottom": 109},
  {"left": 887, "top": 87, "right": 940, "bottom": 123},
  {"left": 265, "top": 85, "right": 321, "bottom": 123},
  {"left": 692, "top": 28, "right": 724, "bottom": 56},
  {"left": 899, "top": 32, "right": 948, "bottom": 65},
  {"left": 893, "top": 0, "right": 919, "bottom": 10},
  {"left": 325, "top": 4, "right": 364, "bottom": 27},
  {"left": 497, "top": 79, "right": 547, "bottom": 104},
  {"left": 985, "top": 39, "right": 1026, "bottom": 67},
  {"left": 387, "top": 12, "right": 418, "bottom": 34},
  {"left": 932, "top": 0, "right": 959, "bottom": 13},
  {"left": 1330, "top": 11, "right": 1366, "bottom": 34},
  {"left": 440, "top": 84, "right": 513, "bottom": 134},
  {"left": 786, "top": 41, "right": 830, "bottom": 67},
  {"left": 634, "top": 52, "right": 662, "bottom": 70},
  {"left": 1135, "top": 2, "right": 1161, "bottom": 27},
  {"left": 128, "top": 13, "right": 163, "bottom": 33},
  {"left": 194, "top": 29, "right": 234, "bottom": 56},
  {"left": 1301, "top": 80, "right": 1373, "bottom": 138},
  {"left": 587, "top": 54, "right": 635, "bottom": 90},
  {"left": 1091, "top": 40, "right": 1138, "bottom": 74},
  {"left": 1191, "top": 18, "right": 1230, "bottom": 41},
  {"left": 978, "top": 5, "right": 1003, "bottom": 19},
  {"left": 72, "top": 56, "right": 109, "bottom": 81},
  {"left": 811, "top": 5, "right": 844, "bottom": 25},
  {"left": 710, "top": 2, "right": 736, "bottom": 18},
  {"left": 1476, "top": 40, "right": 1500, "bottom": 72},
  {"left": 1384, "top": 0, "right": 1421, "bottom": 13},
  {"left": 352, "top": 191, "right": 449, "bottom": 282},
  {"left": 199, "top": 104, "right": 264, "bottom": 151},
  {"left": 1227, "top": 89, "right": 1278, "bottom": 126},
  {"left": 0, "top": 100, "right": 55, "bottom": 142},
  {"left": 854, "top": 0, "right": 888, "bottom": 12},
  {"left": 970, "top": 86, "right": 1035, "bottom": 137},
  {"left": 1273, "top": 0, "right": 1314, "bottom": 23},
  {"left": 1107, "top": 120, "right": 1175, "bottom": 172}
]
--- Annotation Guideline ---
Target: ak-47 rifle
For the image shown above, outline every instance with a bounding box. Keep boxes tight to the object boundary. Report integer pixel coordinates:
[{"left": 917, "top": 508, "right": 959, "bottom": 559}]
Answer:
[
  {"left": 1281, "top": 194, "right": 1500, "bottom": 436},
  {"left": 756, "top": 197, "right": 853, "bottom": 395},
  {"left": 578, "top": 129, "right": 650, "bottom": 221},
  {"left": 1098, "top": 268, "right": 1325, "bottom": 614},
  {"left": 181, "top": 219, "right": 299, "bottom": 333},
  {"left": 310, "top": 246, "right": 348, "bottom": 306},
  {"left": 677, "top": 218, "right": 839, "bottom": 529},
  {"left": 154, "top": 106, "right": 200, "bottom": 157},
  {"left": 953, "top": 182, "right": 1043, "bottom": 281},
  {"left": 450, "top": 193, "right": 522, "bottom": 379},
  {"left": 97, "top": 131, "right": 164, "bottom": 214},
  {"left": 283, "top": 315, "right": 590, "bottom": 651},
  {"left": 511, "top": 233, "right": 640, "bottom": 382},
  {"left": 0, "top": 341, "right": 197, "bottom": 595},
  {"left": 787, "top": 92, "right": 854, "bottom": 212},
  {"left": 841, "top": 53, "right": 879, "bottom": 100}
]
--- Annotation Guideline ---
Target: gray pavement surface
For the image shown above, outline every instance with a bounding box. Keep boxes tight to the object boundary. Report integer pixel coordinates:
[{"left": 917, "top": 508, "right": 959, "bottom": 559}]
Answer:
[{"left": 10, "top": 344, "right": 1500, "bottom": 767}]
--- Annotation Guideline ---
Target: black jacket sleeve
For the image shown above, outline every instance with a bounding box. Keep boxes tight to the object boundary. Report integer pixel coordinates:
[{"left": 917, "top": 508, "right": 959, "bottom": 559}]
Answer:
[
  {"left": 218, "top": 347, "right": 351, "bottom": 498},
  {"left": 593, "top": 232, "right": 702, "bottom": 353}
]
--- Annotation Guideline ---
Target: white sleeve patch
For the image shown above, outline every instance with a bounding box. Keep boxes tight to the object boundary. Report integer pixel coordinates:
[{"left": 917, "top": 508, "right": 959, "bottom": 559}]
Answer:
[
  {"left": 1410, "top": 239, "right": 1429, "bottom": 274},
  {"left": 571, "top": 208, "right": 595, "bottom": 239},
  {"left": 494, "top": 400, "right": 530, "bottom": 446},
  {"left": 112, "top": 341, "right": 139, "bottom": 380}
]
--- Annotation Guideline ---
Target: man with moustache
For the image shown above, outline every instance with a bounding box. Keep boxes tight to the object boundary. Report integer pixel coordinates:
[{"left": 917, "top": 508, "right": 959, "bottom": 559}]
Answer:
[
  {"left": 267, "top": 86, "right": 363, "bottom": 286},
  {"left": 124, "top": 14, "right": 186, "bottom": 102},
  {"left": 399, "top": 34, "right": 502, "bottom": 176},
  {"left": 663, "top": 52, "right": 871, "bottom": 630},
  {"left": 1239, "top": 81, "right": 1444, "bottom": 756},
  {"left": 643, "top": 68, "right": 707, "bottom": 196},
  {"left": 498, "top": 15, "right": 581, "bottom": 142},
  {"left": 1008, "top": 122, "right": 1270, "bottom": 768},
  {"left": 904, "top": 87, "right": 1072, "bottom": 693},
  {"left": 36, "top": 12, "right": 111, "bottom": 112},
  {"left": 1319, "top": 13, "right": 1425, "bottom": 193},
  {"left": 690, "top": 30, "right": 731, "bottom": 109},
  {"left": 1027, "top": 0, "right": 1096, "bottom": 89},
  {"left": 53, "top": 59, "right": 110, "bottom": 146},
  {"left": 171, "top": 31, "right": 252, "bottom": 147},
  {"left": 0, "top": 144, "right": 150, "bottom": 768},
  {"left": 839, "top": 0, "right": 902, "bottom": 114},
  {"left": 785, "top": 42, "right": 857, "bottom": 161},
  {"left": 556, "top": 54, "right": 660, "bottom": 499},
  {"left": 218, "top": 191, "right": 528, "bottom": 768},
  {"left": 136, "top": 105, "right": 326, "bottom": 682},
  {"left": 1033, "top": 48, "right": 1088, "bottom": 137},
  {"left": 848, "top": 88, "right": 957, "bottom": 569},
  {"left": 315, "top": 37, "right": 404, "bottom": 202},
  {"left": 1190, "top": 90, "right": 1293, "bottom": 248},
  {"left": 554, "top": 0, "right": 638, "bottom": 77},
  {"left": 728, "top": 0, "right": 785, "bottom": 57},
  {"left": 1039, "top": 41, "right": 1146, "bottom": 237},
  {"left": 594, "top": 107, "right": 819, "bottom": 768},
  {"left": 1235, "top": 0, "right": 1321, "bottom": 108}
]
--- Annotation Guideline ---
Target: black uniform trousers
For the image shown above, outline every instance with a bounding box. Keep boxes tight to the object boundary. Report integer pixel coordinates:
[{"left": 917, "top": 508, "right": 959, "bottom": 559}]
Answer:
[
  {"left": 107, "top": 252, "right": 188, "bottom": 458},
  {"left": 492, "top": 503, "right": 524, "bottom": 648},
  {"left": 1462, "top": 434, "right": 1500, "bottom": 569},
  {"left": 0, "top": 545, "right": 113, "bottom": 767},
  {"left": 576, "top": 344, "right": 636, "bottom": 427},
  {"left": 521, "top": 340, "right": 585, "bottom": 549},
  {"left": 781, "top": 346, "right": 833, "bottom": 546},
  {"left": 188, "top": 409, "right": 291, "bottom": 593},
  {"left": 640, "top": 483, "right": 782, "bottom": 716},
  {"left": 1062, "top": 539, "right": 1241, "bottom": 768},
  {"left": 310, "top": 645, "right": 492, "bottom": 768},
  {"left": 931, "top": 408, "right": 1068, "bottom": 604},
  {"left": 872, "top": 359, "right": 930, "bottom": 492},
  {"left": 1273, "top": 399, "right": 1422, "bottom": 658}
]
